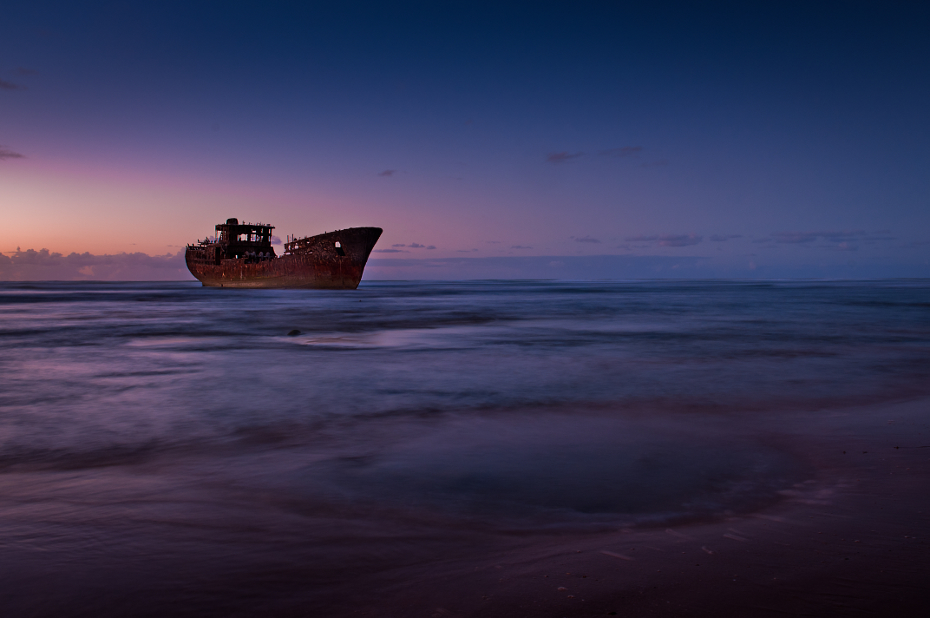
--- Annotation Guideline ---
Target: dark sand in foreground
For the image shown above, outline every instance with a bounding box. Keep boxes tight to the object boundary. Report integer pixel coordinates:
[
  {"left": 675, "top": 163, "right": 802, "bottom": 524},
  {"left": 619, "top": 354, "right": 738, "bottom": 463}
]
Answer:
[
  {"left": 2, "top": 399, "right": 927, "bottom": 618},
  {"left": 333, "top": 397, "right": 930, "bottom": 617}
]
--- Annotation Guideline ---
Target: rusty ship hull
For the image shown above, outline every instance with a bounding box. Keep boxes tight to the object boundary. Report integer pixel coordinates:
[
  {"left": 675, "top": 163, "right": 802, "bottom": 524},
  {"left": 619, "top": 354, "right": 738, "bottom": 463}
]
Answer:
[{"left": 185, "top": 223, "right": 382, "bottom": 289}]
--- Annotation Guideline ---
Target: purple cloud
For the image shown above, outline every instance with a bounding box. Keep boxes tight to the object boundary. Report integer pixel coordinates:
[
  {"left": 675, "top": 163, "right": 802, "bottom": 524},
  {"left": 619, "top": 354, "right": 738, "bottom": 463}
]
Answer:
[
  {"left": 657, "top": 234, "right": 702, "bottom": 247},
  {"left": 826, "top": 242, "right": 858, "bottom": 252},
  {"left": 769, "top": 230, "right": 891, "bottom": 244},
  {"left": 0, "top": 79, "right": 24, "bottom": 90},
  {"left": 392, "top": 243, "right": 406, "bottom": 247},
  {"left": 0, "top": 146, "right": 25, "bottom": 160},
  {"left": 574, "top": 236, "right": 601, "bottom": 243},
  {"left": 373, "top": 248, "right": 407, "bottom": 253},
  {"left": 426, "top": 245, "right": 436, "bottom": 250},
  {"left": 378, "top": 169, "right": 396, "bottom": 177},
  {"left": 408, "top": 243, "right": 425, "bottom": 248},
  {"left": 770, "top": 231, "right": 823, "bottom": 244},
  {"left": 709, "top": 234, "right": 742, "bottom": 242},
  {"left": 546, "top": 151, "right": 583, "bottom": 164},
  {"left": 510, "top": 245, "right": 533, "bottom": 249},
  {"left": 625, "top": 234, "right": 703, "bottom": 247}
]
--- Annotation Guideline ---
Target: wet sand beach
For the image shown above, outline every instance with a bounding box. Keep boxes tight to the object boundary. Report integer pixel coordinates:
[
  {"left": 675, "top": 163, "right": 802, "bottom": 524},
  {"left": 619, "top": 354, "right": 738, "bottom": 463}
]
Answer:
[
  {"left": 2, "top": 397, "right": 926, "bottom": 617},
  {"left": 338, "top": 398, "right": 930, "bottom": 618}
]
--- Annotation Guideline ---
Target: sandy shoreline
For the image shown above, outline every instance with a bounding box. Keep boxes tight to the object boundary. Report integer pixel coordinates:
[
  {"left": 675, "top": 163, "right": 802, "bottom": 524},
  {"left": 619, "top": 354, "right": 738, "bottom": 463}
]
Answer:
[
  {"left": 2, "top": 398, "right": 927, "bottom": 617},
  {"left": 329, "top": 397, "right": 930, "bottom": 617}
]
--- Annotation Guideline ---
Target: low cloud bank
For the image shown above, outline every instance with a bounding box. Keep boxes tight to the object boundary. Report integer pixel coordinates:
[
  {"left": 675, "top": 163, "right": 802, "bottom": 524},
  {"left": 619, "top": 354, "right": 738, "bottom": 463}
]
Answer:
[
  {"left": 546, "top": 151, "right": 583, "bottom": 164},
  {"left": 367, "top": 255, "right": 710, "bottom": 280},
  {"left": 0, "top": 248, "right": 193, "bottom": 281},
  {"left": 751, "top": 230, "right": 897, "bottom": 253},
  {"left": 625, "top": 234, "right": 703, "bottom": 247},
  {"left": 367, "top": 255, "right": 930, "bottom": 280}
]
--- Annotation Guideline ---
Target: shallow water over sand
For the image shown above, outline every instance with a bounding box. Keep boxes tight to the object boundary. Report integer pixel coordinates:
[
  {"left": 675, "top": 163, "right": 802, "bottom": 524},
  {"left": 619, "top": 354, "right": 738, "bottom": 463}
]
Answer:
[{"left": 1, "top": 280, "right": 928, "bottom": 615}]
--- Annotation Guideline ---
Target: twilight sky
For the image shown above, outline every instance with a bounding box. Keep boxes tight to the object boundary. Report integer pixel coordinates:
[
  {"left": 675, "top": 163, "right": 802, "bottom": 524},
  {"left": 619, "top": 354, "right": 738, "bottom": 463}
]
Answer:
[{"left": 1, "top": 1, "right": 928, "bottom": 280}]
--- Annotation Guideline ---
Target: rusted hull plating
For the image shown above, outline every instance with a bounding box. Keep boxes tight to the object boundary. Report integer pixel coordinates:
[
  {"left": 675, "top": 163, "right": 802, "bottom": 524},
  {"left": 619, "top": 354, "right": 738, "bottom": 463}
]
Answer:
[{"left": 185, "top": 227, "right": 382, "bottom": 289}]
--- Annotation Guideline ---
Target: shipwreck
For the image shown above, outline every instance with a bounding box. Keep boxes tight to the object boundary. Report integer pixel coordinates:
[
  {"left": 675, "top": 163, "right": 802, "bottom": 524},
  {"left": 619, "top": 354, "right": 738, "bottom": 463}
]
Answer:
[{"left": 185, "top": 218, "right": 382, "bottom": 289}]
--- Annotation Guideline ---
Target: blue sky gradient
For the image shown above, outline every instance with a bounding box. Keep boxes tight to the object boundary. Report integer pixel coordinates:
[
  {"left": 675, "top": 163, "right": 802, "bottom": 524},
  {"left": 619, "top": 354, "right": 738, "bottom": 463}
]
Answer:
[{"left": 1, "top": 1, "right": 928, "bottom": 278}]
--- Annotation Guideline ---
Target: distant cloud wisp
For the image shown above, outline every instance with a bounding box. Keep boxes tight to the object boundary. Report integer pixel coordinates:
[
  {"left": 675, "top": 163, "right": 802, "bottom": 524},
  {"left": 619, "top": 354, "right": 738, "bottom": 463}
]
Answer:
[
  {"left": 15, "top": 67, "right": 38, "bottom": 76},
  {"left": 386, "top": 242, "right": 435, "bottom": 250},
  {"left": 762, "top": 230, "right": 895, "bottom": 245},
  {"left": 378, "top": 169, "right": 396, "bottom": 177},
  {"left": 546, "top": 151, "right": 583, "bottom": 164},
  {"left": 0, "top": 79, "right": 24, "bottom": 90},
  {"left": 658, "top": 234, "right": 702, "bottom": 247},
  {"left": 574, "top": 236, "right": 601, "bottom": 244},
  {"left": 709, "top": 234, "right": 742, "bottom": 242},
  {"left": 626, "top": 234, "right": 703, "bottom": 247},
  {"left": 0, "top": 146, "right": 25, "bottom": 160},
  {"left": 769, "top": 231, "right": 834, "bottom": 244}
]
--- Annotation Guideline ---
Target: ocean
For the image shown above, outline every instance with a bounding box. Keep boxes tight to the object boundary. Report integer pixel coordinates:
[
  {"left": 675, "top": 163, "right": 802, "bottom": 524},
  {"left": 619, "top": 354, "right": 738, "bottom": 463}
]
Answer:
[{"left": 1, "top": 280, "right": 929, "bottom": 616}]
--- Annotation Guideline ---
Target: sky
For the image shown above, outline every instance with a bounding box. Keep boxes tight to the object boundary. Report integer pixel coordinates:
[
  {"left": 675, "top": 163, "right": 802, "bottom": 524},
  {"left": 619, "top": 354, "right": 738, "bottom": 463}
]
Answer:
[{"left": 1, "top": 0, "right": 929, "bottom": 280}]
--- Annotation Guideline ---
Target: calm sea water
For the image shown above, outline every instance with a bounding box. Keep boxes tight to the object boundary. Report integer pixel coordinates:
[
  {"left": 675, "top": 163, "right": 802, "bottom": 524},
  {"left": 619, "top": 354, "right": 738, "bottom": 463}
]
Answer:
[{"left": 1, "top": 280, "right": 928, "bottom": 615}]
